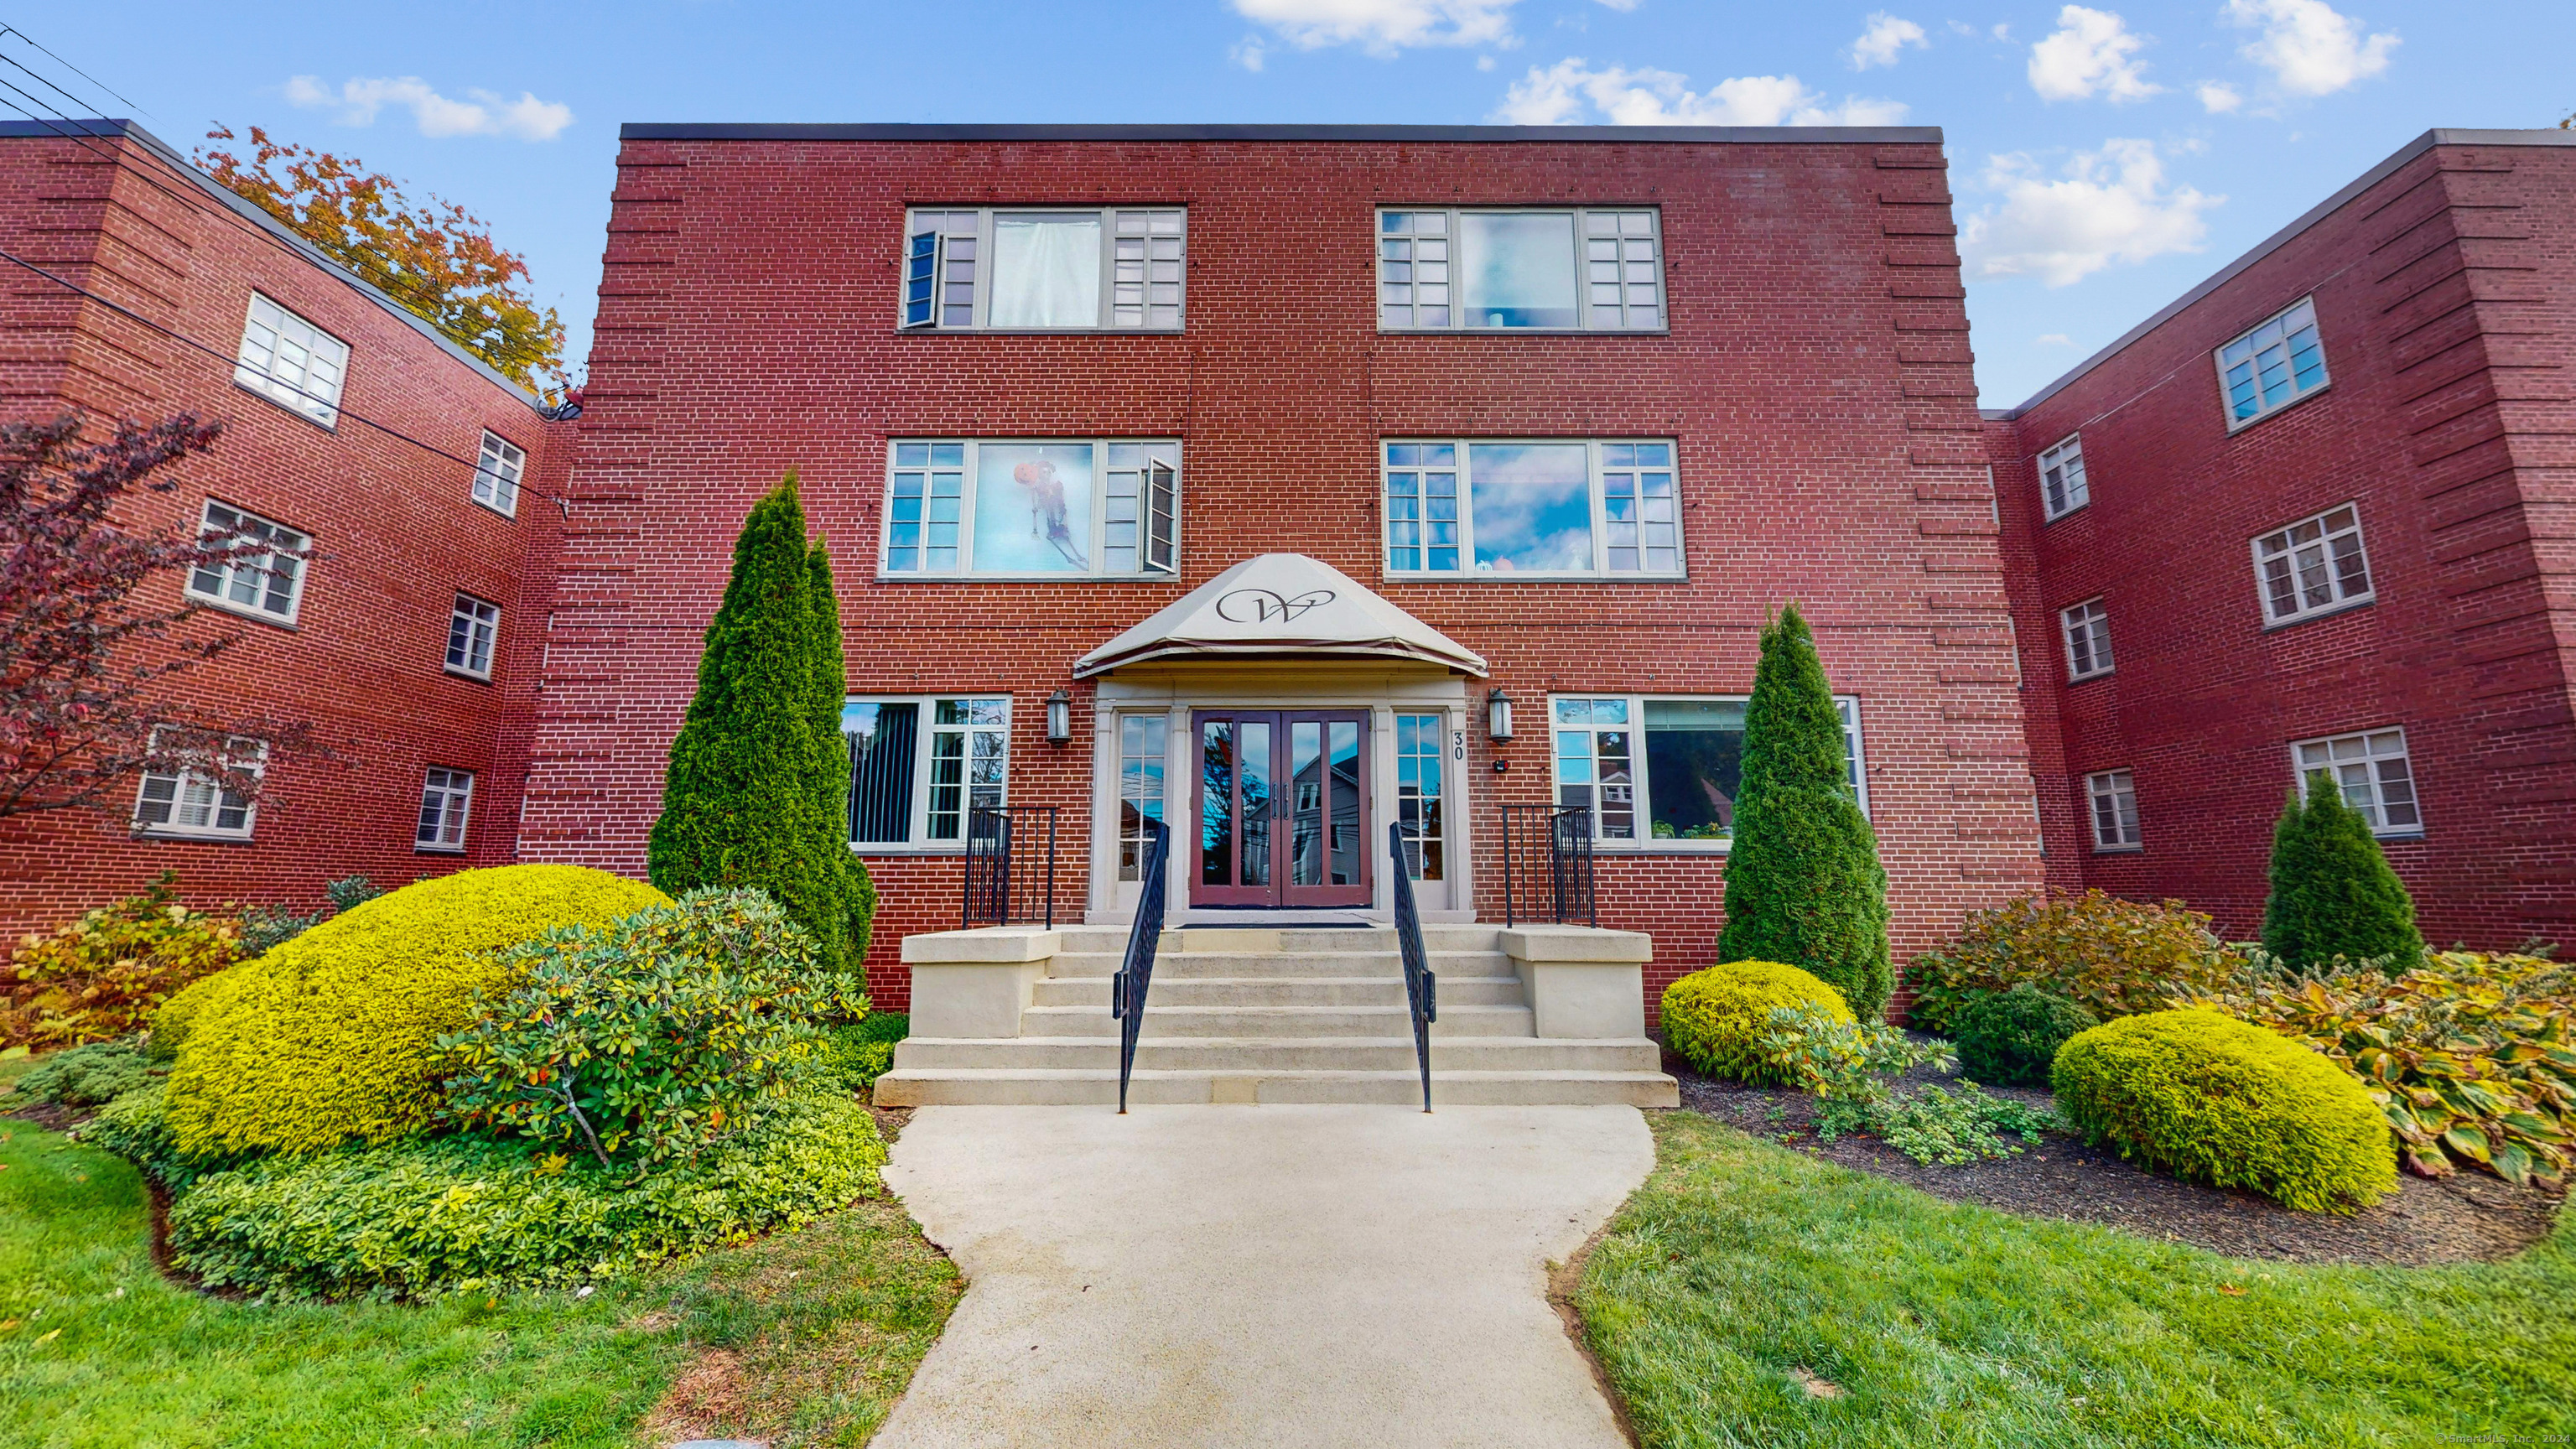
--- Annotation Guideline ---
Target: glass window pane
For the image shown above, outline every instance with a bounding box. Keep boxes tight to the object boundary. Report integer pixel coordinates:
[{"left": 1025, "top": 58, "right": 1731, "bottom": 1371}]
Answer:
[
  {"left": 1643, "top": 700, "right": 1743, "bottom": 842},
  {"left": 973, "top": 444, "right": 1095, "bottom": 573},
  {"left": 1458, "top": 213, "right": 1578, "bottom": 329},
  {"left": 989, "top": 214, "right": 1103, "bottom": 327},
  {"left": 847, "top": 700, "right": 919, "bottom": 844},
  {"left": 1467, "top": 444, "right": 1592, "bottom": 573}
]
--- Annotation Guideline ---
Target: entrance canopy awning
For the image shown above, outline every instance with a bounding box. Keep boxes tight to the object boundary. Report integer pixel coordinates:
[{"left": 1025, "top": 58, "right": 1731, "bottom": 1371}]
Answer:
[{"left": 1073, "top": 553, "right": 1488, "bottom": 678}]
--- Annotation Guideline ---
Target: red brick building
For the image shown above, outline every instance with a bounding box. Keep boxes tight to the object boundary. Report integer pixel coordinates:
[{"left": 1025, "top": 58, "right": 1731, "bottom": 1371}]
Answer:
[
  {"left": 0, "top": 121, "right": 569, "bottom": 935},
  {"left": 521, "top": 123, "right": 2049, "bottom": 1014},
  {"left": 1986, "top": 127, "right": 2576, "bottom": 950}
]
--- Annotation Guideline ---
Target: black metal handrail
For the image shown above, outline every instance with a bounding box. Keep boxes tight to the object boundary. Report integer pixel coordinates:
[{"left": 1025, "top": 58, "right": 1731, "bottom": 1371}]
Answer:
[
  {"left": 1499, "top": 804, "right": 1597, "bottom": 927},
  {"left": 962, "top": 805, "right": 1057, "bottom": 929},
  {"left": 1388, "top": 821, "right": 1438, "bottom": 1113},
  {"left": 1110, "top": 816, "right": 1171, "bottom": 1114}
]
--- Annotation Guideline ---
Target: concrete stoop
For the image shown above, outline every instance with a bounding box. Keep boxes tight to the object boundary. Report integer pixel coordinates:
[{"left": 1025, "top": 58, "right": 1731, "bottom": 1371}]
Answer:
[{"left": 874, "top": 925, "right": 1680, "bottom": 1108}]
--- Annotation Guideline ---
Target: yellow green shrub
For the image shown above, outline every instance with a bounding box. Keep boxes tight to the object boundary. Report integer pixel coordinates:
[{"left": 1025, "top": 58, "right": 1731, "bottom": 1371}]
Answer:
[
  {"left": 164, "top": 865, "right": 668, "bottom": 1157},
  {"left": 2052, "top": 1007, "right": 2397, "bottom": 1213},
  {"left": 5, "top": 872, "right": 242, "bottom": 1047},
  {"left": 1661, "top": 961, "right": 1852, "bottom": 1083}
]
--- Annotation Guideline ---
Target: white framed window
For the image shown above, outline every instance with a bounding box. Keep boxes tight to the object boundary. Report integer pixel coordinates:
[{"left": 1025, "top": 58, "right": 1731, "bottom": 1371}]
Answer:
[
  {"left": 446, "top": 594, "right": 500, "bottom": 678},
  {"left": 233, "top": 292, "right": 349, "bottom": 427},
  {"left": 1116, "top": 714, "right": 1168, "bottom": 883},
  {"left": 1395, "top": 712, "right": 1446, "bottom": 880},
  {"left": 881, "top": 439, "right": 1177, "bottom": 579},
  {"left": 2219, "top": 295, "right": 2329, "bottom": 430},
  {"left": 2039, "top": 434, "right": 2089, "bottom": 520},
  {"left": 186, "top": 500, "right": 308, "bottom": 624},
  {"left": 901, "top": 207, "right": 1185, "bottom": 331},
  {"left": 1382, "top": 439, "right": 1682, "bottom": 579},
  {"left": 416, "top": 767, "right": 475, "bottom": 852},
  {"left": 472, "top": 432, "right": 526, "bottom": 517},
  {"left": 2085, "top": 769, "right": 2141, "bottom": 851},
  {"left": 2060, "top": 598, "right": 2113, "bottom": 682},
  {"left": 2293, "top": 728, "right": 2421, "bottom": 836},
  {"left": 1377, "top": 207, "right": 1663, "bottom": 331},
  {"left": 844, "top": 695, "right": 1010, "bottom": 848},
  {"left": 2253, "top": 503, "right": 2372, "bottom": 626},
  {"left": 132, "top": 730, "right": 264, "bottom": 840},
  {"left": 1550, "top": 694, "right": 1865, "bottom": 850}
]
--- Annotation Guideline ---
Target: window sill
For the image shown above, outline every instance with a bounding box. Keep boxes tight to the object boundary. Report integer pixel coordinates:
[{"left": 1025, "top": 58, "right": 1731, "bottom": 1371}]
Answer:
[
  {"left": 444, "top": 665, "right": 496, "bottom": 683},
  {"left": 2066, "top": 668, "right": 2114, "bottom": 685},
  {"left": 183, "top": 591, "right": 299, "bottom": 631},
  {"left": 470, "top": 496, "right": 521, "bottom": 521},
  {"left": 849, "top": 843, "right": 969, "bottom": 857},
  {"left": 2042, "top": 501, "right": 2090, "bottom": 525},
  {"left": 1382, "top": 572, "right": 1690, "bottom": 584},
  {"left": 2090, "top": 844, "right": 2144, "bottom": 855},
  {"left": 874, "top": 572, "right": 1182, "bottom": 584},
  {"left": 1596, "top": 843, "right": 1732, "bottom": 856},
  {"left": 132, "top": 826, "right": 257, "bottom": 845},
  {"left": 895, "top": 327, "right": 1186, "bottom": 337},
  {"left": 2371, "top": 830, "right": 2426, "bottom": 843},
  {"left": 1376, "top": 328, "right": 1671, "bottom": 338},
  {"left": 232, "top": 377, "right": 340, "bottom": 433},
  {"left": 2223, "top": 378, "right": 2332, "bottom": 435},
  {"left": 2262, "top": 595, "right": 2375, "bottom": 632},
  {"left": 414, "top": 843, "right": 467, "bottom": 855}
]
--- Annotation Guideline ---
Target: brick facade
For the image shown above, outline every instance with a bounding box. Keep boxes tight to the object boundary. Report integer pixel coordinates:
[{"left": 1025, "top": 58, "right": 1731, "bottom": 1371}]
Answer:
[
  {"left": 1986, "top": 130, "right": 2576, "bottom": 949},
  {"left": 520, "top": 125, "right": 2050, "bottom": 1015},
  {"left": 0, "top": 122, "right": 567, "bottom": 937}
]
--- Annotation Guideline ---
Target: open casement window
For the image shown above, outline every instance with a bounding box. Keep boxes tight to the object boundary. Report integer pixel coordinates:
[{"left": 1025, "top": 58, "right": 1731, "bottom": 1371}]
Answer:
[
  {"left": 844, "top": 696, "right": 1010, "bottom": 848},
  {"left": 2253, "top": 503, "right": 2372, "bottom": 626},
  {"left": 902, "top": 207, "right": 1185, "bottom": 331},
  {"left": 882, "top": 440, "right": 1178, "bottom": 579},
  {"left": 2039, "top": 434, "right": 2089, "bottom": 520},
  {"left": 1382, "top": 439, "right": 1681, "bottom": 579},
  {"left": 186, "top": 500, "right": 308, "bottom": 624},
  {"left": 1378, "top": 207, "right": 1662, "bottom": 332},
  {"left": 417, "top": 767, "right": 475, "bottom": 852},
  {"left": 2086, "top": 768, "right": 2141, "bottom": 850},
  {"left": 132, "top": 730, "right": 265, "bottom": 840},
  {"left": 2293, "top": 727, "right": 2420, "bottom": 836},
  {"left": 1550, "top": 694, "right": 1864, "bottom": 849},
  {"left": 2219, "top": 296, "right": 2329, "bottom": 429},
  {"left": 233, "top": 292, "right": 349, "bottom": 427}
]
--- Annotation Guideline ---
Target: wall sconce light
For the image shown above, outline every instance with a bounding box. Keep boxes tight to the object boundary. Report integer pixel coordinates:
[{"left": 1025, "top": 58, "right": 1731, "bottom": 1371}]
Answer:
[
  {"left": 1486, "top": 688, "right": 1514, "bottom": 743},
  {"left": 1046, "top": 688, "right": 1072, "bottom": 745}
]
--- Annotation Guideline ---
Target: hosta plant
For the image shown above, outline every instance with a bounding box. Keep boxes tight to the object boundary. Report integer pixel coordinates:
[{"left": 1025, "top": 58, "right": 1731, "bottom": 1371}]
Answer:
[{"left": 2179, "top": 950, "right": 2574, "bottom": 1187}]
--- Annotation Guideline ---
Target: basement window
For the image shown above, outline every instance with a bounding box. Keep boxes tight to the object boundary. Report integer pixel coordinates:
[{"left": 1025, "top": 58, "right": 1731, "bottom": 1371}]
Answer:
[
  {"left": 901, "top": 207, "right": 1186, "bottom": 331},
  {"left": 845, "top": 696, "right": 1010, "bottom": 849},
  {"left": 1550, "top": 695, "right": 1865, "bottom": 850}
]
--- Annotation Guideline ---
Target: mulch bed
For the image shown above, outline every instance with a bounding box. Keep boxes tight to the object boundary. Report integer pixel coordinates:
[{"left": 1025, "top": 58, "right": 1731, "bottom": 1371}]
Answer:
[{"left": 1660, "top": 1046, "right": 2567, "bottom": 1267}]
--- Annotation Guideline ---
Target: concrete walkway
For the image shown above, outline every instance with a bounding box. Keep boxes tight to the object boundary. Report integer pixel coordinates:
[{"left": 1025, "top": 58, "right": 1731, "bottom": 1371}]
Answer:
[{"left": 874, "top": 1105, "right": 1654, "bottom": 1449}]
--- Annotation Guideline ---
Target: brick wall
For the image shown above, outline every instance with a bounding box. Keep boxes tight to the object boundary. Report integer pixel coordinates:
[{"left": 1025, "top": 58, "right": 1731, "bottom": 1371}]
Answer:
[
  {"left": 1988, "top": 137, "right": 2576, "bottom": 949},
  {"left": 0, "top": 125, "right": 568, "bottom": 937},
  {"left": 525, "top": 131, "right": 2049, "bottom": 1015}
]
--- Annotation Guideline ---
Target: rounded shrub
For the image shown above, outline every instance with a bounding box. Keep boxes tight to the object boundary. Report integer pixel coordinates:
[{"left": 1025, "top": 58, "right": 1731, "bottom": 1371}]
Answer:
[
  {"left": 164, "top": 865, "right": 669, "bottom": 1158},
  {"left": 1661, "top": 961, "right": 1852, "bottom": 1083},
  {"left": 1952, "top": 984, "right": 2096, "bottom": 1088},
  {"left": 2052, "top": 1007, "right": 2397, "bottom": 1213}
]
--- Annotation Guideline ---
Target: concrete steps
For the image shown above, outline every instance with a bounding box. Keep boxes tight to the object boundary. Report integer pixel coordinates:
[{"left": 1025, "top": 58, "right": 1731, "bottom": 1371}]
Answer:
[{"left": 874, "top": 924, "right": 1680, "bottom": 1109}]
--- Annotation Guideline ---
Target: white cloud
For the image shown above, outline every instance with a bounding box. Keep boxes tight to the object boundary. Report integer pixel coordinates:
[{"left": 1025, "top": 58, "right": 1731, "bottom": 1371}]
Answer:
[
  {"left": 2196, "top": 80, "right": 2242, "bottom": 112},
  {"left": 1592, "top": 0, "right": 1639, "bottom": 10},
  {"left": 1493, "top": 58, "right": 1906, "bottom": 127},
  {"left": 284, "top": 75, "right": 573, "bottom": 141},
  {"left": 1231, "top": 0, "right": 1519, "bottom": 55},
  {"left": 2037, "top": 332, "right": 2074, "bottom": 345},
  {"left": 2027, "top": 6, "right": 2159, "bottom": 102},
  {"left": 1959, "top": 138, "right": 2220, "bottom": 286},
  {"left": 1849, "top": 13, "right": 1929, "bottom": 70},
  {"left": 1230, "top": 34, "right": 1270, "bottom": 70},
  {"left": 2224, "top": 0, "right": 2395, "bottom": 96}
]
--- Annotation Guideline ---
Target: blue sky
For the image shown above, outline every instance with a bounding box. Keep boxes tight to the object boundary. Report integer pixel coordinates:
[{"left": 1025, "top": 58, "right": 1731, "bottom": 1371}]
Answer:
[{"left": 18, "top": 1, "right": 2573, "bottom": 404}]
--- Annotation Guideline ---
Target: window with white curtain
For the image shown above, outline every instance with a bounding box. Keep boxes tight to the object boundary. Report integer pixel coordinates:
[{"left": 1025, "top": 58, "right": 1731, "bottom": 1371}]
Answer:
[
  {"left": 1378, "top": 207, "right": 1664, "bottom": 331},
  {"left": 233, "top": 293, "right": 349, "bottom": 426},
  {"left": 2253, "top": 503, "right": 2373, "bottom": 626},
  {"left": 186, "top": 500, "right": 309, "bottom": 624},
  {"left": 902, "top": 208, "right": 1185, "bottom": 330}
]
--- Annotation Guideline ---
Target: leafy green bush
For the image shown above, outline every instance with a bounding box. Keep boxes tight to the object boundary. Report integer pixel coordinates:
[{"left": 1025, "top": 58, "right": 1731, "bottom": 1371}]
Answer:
[
  {"left": 4, "top": 872, "right": 242, "bottom": 1048},
  {"left": 1751, "top": 1002, "right": 1951, "bottom": 1106},
  {"left": 1905, "top": 890, "right": 2241, "bottom": 1035},
  {"left": 2053, "top": 1007, "right": 2397, "bottom": 1212},
  {"left": 816, "top": 1013, "right": 907, "bottom": 1093},
  {"left": 234, "top": 880, "right": 382, "bottom": 958},
  {"left": 2262, "top": 783, "right": 2426, "bottom": 973},
  {"left": 1952, "top": 984, "right": 2097, "bottom": 1088},
  {"left": 1867, "top": 1083, "right": 2060, "bottom": 1165},
  {"left": 2181, "top": 950, "right": 2573, "bottom": 1186},
  {"left": 439, "top": 888, "right": 865, "bottom": 1169},
  {"left": 9, "top": 1039, "right": 161, "bottom": 1106},
  {"left": 1661, "top": 962, "right": 1852, "bottom": 1082},
  {"left": 1717, "top": 605, "right": 1893, "bottom": 1018},
  {"left": 165, "top": 1087, "right": 886, "bottom": 1301},
  {"left": 75, "top": 1082, "right": 250, "bottom": 1192},
  {"left": 163, "top": 865, "right": 671, "bottom": 1158}
]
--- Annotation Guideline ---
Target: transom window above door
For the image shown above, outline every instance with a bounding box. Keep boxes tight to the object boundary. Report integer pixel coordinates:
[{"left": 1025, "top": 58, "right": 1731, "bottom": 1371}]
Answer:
[
  {"left": 901, "top": 208, "right": 1186, "bottom": 331},
  {"left": 1377, "top": 208, "right": 1663, "bottom": 331},
  {"left": 1383, "top": 439, "right": 1681, "bottom": 579},
  {"left": 881, "top": 439, "right": 1178, "bottom": 578},
  {"left": 1551, "top": 694, "right": 1865, "bottom": 850}
]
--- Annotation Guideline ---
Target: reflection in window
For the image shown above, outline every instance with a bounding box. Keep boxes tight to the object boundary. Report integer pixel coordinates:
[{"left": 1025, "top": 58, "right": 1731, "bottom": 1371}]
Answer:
[
  {"left": 2294, "top": 728, "right": 2419, "bottom": 835},
  {"left": 1119, "top": 714, "right": 1166, "bottom": 882},
  {"left": 1459, "top": 212, "right": 1577, "bottom": 329},
  {"left": 886, "top": 439, "right": 1177, "bottom": 577},
  {"left": 1554, "top": 695, "right": 1865, "bottom": 847},
  {"left": 1554, "top": 697, "right": 1635, "bottom": 841},
  {"left": 1384, "top": 439, "right": 1679, "bottom": 577},
  {"left": 928, "top": 699, "right": 1008, "bottom": 841},
  {"left": 1642, "top": 700, "right": 1742, "bottom": 842},
  {"left": 844, "top": 696, "right": 1006, "bottom": 845},
  {"left": 1380, "top": 208, "right": 1661, "bottom": 330},
  {"left": 2219, "top": 296, "right": 2329, "bottom": 428},
  {"left": 1396, "top": 713, "right": 1445, "bottom": 880},
  {"left": 1468, "top": 444, "right": 1592, "bottom": 573}
]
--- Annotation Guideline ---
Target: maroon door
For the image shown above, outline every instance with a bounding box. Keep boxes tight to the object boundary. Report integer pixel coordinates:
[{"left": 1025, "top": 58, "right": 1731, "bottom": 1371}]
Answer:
[{"left": 1192, "top": 710, "right": 1371, "bottom": 908}]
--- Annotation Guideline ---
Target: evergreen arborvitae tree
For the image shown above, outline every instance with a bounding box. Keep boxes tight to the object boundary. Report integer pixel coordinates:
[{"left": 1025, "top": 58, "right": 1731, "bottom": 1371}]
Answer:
[
  {"left": 2262, "top": 777, "right": 2425, "bottom": 972},
  {"left": 648, "top": 474, "right": 851, "bottom": 973},
  {"left": 806, "top": 535, "right": 878, "bottom": 969},
  {"left": 1716, "top": 603, "right": 1893, "bottom": 1018}
]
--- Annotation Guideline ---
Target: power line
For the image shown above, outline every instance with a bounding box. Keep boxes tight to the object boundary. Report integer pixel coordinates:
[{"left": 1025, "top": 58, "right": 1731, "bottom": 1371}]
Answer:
[
  {"left": 0, "top": 25, "right": 148, "bottom": 118},
  {"left": 0, "top": 245, "right": 574, "bottom": 516}
]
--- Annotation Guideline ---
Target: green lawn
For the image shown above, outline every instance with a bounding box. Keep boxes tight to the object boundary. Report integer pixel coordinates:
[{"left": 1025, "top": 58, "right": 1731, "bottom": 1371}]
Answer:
[
  {"left": 1580, "top": 1111, "right": 2576, "bottom": 1449},
  {"left": 0, "top": 1110, "right": 959, "bottom": 1448}
]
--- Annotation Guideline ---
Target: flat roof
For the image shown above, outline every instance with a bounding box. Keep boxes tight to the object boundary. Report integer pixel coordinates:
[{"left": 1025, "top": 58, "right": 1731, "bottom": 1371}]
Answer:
[
  {"left": 619, "top": 122, "right": 1942, "bottom": 144},
  {"left": 1991, "top": 127, "right": 2576, "bottom": 420},
  {"left": 0, "top": 118, "right": 546, "bottom": 412}
]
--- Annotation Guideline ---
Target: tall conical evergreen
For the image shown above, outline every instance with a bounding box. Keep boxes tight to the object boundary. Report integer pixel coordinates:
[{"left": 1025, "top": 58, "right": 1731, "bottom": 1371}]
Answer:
[
  {"left": 806, "top": 536, "right": 878, "bottom": 968},
  {"left": 1717, "top": 603, "right": 1893, "bottom": 1017},
  {"left": 648, "top": 474, "right": 855, "bottom": 974},
  {"left": 2262, "top": 778, "right": 2424, "bottom": 972}
]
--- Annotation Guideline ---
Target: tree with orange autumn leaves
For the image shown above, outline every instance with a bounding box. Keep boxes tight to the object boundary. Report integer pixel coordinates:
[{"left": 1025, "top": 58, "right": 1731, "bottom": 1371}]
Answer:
[{"left": 196, "top": 125, "right": 569, "bottom": 398}]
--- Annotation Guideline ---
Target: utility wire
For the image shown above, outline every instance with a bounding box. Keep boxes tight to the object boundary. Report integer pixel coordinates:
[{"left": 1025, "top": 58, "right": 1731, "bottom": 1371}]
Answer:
[{"left": 0, "top": 25, "right": 148, "bottom": 118}]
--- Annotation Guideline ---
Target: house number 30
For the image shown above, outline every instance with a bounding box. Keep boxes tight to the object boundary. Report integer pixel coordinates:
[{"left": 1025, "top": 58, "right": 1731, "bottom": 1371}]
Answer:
[{"left": 1452, "top": 730, "right": 1466, "bottom": 761}]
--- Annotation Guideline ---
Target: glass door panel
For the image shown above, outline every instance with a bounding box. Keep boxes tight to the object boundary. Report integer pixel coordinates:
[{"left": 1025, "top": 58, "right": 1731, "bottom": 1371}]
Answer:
[{"left": 1193, "top": 709, "right": 1371, "bottom": 909}]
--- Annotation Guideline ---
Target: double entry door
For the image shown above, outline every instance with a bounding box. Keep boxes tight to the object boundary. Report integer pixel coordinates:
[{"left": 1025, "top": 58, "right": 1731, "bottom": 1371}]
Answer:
[{"left": 1192, "top": 710, "right": 1372, "bottom": 908}]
